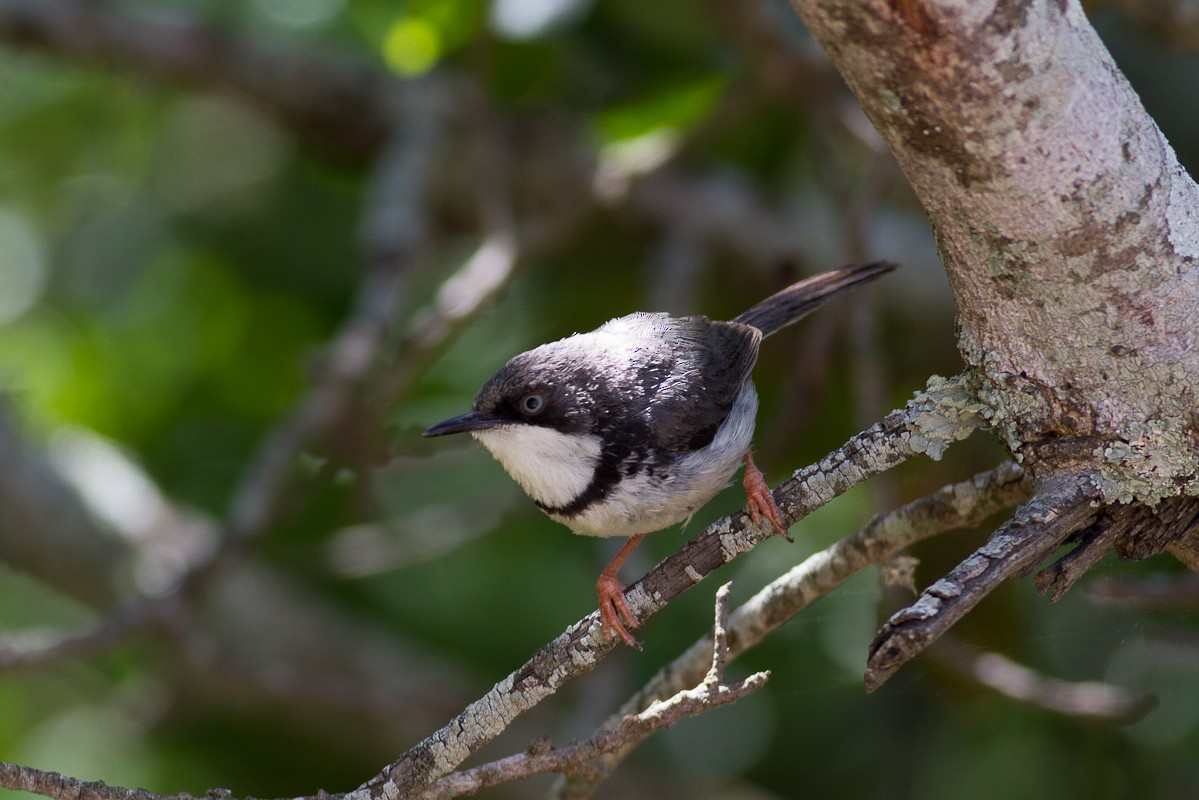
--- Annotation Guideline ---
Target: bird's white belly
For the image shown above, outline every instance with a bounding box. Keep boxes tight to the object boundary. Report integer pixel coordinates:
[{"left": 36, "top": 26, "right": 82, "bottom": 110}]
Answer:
[{"left": 555, "top": 383, "right": 759, "bottom": 538}]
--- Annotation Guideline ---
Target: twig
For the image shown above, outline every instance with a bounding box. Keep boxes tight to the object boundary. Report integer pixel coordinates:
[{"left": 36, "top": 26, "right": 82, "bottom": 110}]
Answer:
[
  {"left": 1034, "top": 495, "right": 1199, "bottom": 602},
  {"left": 865, "top": 473, "right": 1102, "bottom": 692},
  {"left": 0, "top": 761, "right": 193, "bottom": 800},
  {"left": 415, "top": 583, "right": 767, "bottom": 799},
  {"left": 553, "top": 460, "right": 1031, "bottom": 798}
]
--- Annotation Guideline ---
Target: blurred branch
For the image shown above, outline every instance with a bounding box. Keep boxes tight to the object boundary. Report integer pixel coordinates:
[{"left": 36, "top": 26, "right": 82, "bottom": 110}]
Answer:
[
  {"left": 0, "top": 424, "right": 473, "bottom": 748},
  {"left": 416, "top": 584, "right": 768, "bottom": 799},
  {"left": 1094, "top": 0, "right": 1199, "bottom": 52},
  {"left": 229, "top": 98, "right": 449, "bottom": 539},
  {"left": 0, "top": 0, "right": 394, "bottom": 161},
  {"left": 1088, "top": 571, "right": 1199, "bottom": 608},
  {"left": 371, "top": 104, "right": 526, "bottom": 419},
  {"left": 554, "top": 460, "right": 1031, "bottom": 798},
  {"left": 0, "top": 409, "right": 130, "bottom": 608},
  {"left": 706, "top": 0, "right": 838, "bottom": 104},
  {"left": 0, "top": 597, "right": 171, "bottom": 671},
  {"left": 621, "top": 170, "right": 813, "bottom": 271},
  {"left": 933, "top": 637, "right": 1156, "bottom": 723},
  {"left": 865, "top": 473, "right": 1103, "bottom": 692}
]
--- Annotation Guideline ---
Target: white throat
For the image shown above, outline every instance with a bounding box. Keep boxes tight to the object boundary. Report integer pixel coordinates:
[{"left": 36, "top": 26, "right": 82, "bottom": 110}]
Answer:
[{"left": 472, "top": 424, "right": 601, "bottom": 510}]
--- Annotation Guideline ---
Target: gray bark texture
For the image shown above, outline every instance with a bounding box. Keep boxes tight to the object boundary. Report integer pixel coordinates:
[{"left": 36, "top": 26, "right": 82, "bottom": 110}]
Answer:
[
  {"left": 788, "top": 0, "right": 1199, "bottom": 687},
  {"left": 794, "top": 0, "right": 1198, "bottom": 495}
]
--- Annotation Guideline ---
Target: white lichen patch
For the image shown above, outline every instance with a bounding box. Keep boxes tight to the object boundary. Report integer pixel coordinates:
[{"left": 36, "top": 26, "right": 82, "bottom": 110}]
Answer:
[
  {"left": 717, "top": 524, "right": 758, "bottom": 563},
  {"left": 905, "top": 374, "right": 993, "bottom": 460},
  {"left": 1091, "top": 418, "right": 1199, "bottom": 505}
]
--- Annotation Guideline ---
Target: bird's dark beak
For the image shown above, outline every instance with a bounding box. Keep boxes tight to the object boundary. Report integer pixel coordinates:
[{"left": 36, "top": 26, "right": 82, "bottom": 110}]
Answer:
[{"left": 423, "top": 410, "right": 504, "bottom": 437}]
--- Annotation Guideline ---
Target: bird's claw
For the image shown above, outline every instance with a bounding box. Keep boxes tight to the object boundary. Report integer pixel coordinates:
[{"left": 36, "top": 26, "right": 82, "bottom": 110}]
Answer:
[
  {"left": 743, "top": 454, "right": 791, "bottom": 542},
  {"left": 596, "top": 574, "right": 642, "bottom": 648}
]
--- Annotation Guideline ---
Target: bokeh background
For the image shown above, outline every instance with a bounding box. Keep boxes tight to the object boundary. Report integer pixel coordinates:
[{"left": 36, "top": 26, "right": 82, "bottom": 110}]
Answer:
[{"left": 0, "top": 1, "right": 1197, "bottom": 798}]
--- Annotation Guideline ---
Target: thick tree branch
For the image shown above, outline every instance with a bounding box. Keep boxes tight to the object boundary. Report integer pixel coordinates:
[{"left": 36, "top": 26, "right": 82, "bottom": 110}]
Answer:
[{"left": 792, "top": 0, "right": 1199, "bottom": 496}]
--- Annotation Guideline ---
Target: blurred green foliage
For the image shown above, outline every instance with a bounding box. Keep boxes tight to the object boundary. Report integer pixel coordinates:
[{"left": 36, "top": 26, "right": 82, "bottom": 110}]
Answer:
[{"left": 0, "top": 2, "right": 1197, "bottom": 799}]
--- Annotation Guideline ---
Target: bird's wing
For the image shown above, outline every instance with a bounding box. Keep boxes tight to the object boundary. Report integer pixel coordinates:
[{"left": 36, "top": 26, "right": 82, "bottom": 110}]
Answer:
[{"left": 630, "top": 314, "right": 762, "bottom": 452}]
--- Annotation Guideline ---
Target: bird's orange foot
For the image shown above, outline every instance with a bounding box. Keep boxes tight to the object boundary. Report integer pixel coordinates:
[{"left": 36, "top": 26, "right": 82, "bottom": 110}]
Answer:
[
  {"left": 596, "top": 573, "right": 641, "bottom": 648},
  {"left": 743, "top": 452, "right": 791, "bottom": 542}
]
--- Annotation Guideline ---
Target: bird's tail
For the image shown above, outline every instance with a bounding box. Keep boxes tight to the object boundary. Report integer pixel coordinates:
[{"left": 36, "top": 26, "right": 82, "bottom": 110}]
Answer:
[{"left": 734, "top": 261, "right": 896, "bottom": 336}]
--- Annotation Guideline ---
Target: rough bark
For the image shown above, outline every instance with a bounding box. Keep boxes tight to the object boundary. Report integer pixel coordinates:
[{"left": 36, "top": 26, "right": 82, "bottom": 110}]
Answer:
[
  {"left": 793, "top": 0, "right": 1199, "bottom": 496},
  {"left": 788, "top": 0, "right": 1199, "bottom": 688}
]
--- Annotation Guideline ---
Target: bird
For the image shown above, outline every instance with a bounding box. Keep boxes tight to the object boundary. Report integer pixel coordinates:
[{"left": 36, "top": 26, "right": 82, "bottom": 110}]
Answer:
[{"left": 424, "top": 261, "right": 895, "bottom": 646}]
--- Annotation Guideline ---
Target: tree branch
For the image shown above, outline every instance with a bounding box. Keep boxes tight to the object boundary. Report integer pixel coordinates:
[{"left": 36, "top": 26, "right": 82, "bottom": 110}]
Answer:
[
  {"left": 345, "top": 375, "right": 986, "bottom": 799},
  {"left": 1034, "top": 495, "right": 1199, "bottom": 602},
  {"left": 554, "top": 459, "right": 1030, "bottom": 798},
  {"left": 865, "top": 473, "right": 1103, "bottom": 692},
  {"left": 415, "top": 583, "right": 767, "bottom": 799}
]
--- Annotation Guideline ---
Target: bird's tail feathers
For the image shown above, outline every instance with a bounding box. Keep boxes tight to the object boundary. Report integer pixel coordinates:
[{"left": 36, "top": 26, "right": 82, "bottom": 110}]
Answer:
[{"left": 734, "top": 260, "right": 896, "bottom": 336}]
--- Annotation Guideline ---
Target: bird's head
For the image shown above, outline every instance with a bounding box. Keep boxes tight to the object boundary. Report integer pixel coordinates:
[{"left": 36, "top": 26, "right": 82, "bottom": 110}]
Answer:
[
  {"left": 422, "top": 340, "right": 611, "bottom": 512},
  {"left": 422, "top": 341, "right": 602, "bottom": 439}
]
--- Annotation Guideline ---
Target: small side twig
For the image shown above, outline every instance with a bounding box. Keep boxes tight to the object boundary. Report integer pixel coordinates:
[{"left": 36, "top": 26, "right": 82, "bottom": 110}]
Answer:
[
  {"left": 865, "top": 473, "right": 1102, "bottom": 692},
  {"left": 1035, "top": 495, "right": 1199, "bottom": 602},
  {"left": 416, "top": 583, "right": 767, "bottom": 799}
]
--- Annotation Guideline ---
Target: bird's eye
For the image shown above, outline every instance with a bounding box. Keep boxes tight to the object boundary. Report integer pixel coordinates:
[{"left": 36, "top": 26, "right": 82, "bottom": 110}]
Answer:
[{"left": 521, "top": 394, "right": 546, "bottom": 415}]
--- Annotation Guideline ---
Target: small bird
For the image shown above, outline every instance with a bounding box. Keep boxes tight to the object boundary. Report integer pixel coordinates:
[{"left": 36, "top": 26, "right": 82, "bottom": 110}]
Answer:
[{"left": 424, "top": 261, "right": 895, "bottom": 645}]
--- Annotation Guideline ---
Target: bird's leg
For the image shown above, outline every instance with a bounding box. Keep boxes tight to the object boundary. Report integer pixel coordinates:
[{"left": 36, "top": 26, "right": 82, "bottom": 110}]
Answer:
[
  {"left": 743, "top": 451, "right": 791, "bottom": 542},
  {"left": 596, "top": 533, "right": 647, "bottom": 647}
]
